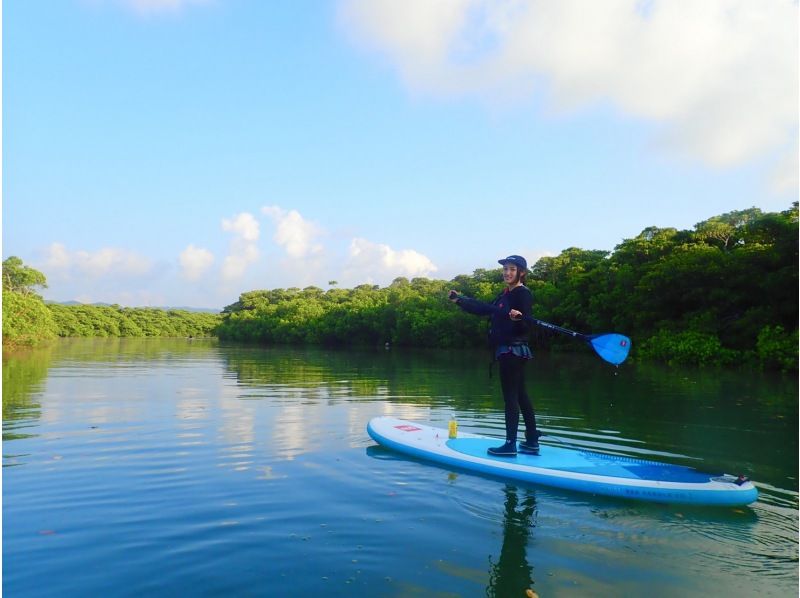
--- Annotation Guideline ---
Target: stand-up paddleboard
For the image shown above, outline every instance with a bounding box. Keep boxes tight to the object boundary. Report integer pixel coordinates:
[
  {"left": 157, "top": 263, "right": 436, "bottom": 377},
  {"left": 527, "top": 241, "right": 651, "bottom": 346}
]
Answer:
[{"left": 367, "top": 417, "right": 758, "bottom": 507}]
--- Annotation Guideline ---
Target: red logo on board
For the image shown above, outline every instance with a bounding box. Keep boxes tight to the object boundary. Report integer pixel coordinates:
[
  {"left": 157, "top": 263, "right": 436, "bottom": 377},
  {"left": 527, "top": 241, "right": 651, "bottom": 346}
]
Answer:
[{"left": 395, "top": 425, "right": 421, "bottom": 432}]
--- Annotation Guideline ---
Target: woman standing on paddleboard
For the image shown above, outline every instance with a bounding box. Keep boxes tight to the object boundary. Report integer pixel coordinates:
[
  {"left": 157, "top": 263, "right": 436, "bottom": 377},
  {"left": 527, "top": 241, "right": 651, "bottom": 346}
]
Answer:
[{"left": 449, "top": 255, "right": 540, "bottom": 457}]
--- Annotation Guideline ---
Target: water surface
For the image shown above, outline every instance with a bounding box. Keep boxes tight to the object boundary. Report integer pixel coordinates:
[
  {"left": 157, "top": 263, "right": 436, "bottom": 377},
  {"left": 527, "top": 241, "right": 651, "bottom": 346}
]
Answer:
[{"left": 3, "top": 339, "right": 797, "bottom": 596}]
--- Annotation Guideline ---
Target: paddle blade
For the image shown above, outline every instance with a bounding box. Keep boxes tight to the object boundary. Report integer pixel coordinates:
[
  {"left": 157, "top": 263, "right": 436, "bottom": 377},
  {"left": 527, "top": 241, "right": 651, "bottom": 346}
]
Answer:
[{"left": 588, "top": 333, "right": 631, "bottom": 365}]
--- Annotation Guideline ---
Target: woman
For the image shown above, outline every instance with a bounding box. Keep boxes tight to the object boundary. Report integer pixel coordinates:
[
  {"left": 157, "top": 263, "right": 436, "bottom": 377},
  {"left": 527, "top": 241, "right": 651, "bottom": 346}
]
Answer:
[{"left": 449, "top": 255, "right": 540, "bottom": 457}]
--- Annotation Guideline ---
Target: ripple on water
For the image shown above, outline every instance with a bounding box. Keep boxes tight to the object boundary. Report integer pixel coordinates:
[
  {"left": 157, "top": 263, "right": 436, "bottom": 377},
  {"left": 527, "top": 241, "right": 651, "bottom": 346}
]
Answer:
[{"left": 3, "top": 343, "right": 797, "bottom": 597}]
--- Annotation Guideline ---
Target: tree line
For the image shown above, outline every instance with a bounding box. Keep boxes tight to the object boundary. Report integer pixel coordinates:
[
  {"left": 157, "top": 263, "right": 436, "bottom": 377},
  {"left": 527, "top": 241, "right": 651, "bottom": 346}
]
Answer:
[
  {"left": 218, "top": 204, "right": 797, "bottom": 370},
  {"left": 2, "top": 256, "right": 220, "bottom": 346},
  {"left": 3, "top": 203, "right": 797, "bottom": 370}
]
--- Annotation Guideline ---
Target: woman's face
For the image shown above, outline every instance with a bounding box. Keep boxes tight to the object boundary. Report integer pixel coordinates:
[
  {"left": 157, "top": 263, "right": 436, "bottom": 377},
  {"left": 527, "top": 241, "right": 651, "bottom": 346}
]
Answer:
[{"left": 503, "top": 264, "right": 519, "bottom": 285}]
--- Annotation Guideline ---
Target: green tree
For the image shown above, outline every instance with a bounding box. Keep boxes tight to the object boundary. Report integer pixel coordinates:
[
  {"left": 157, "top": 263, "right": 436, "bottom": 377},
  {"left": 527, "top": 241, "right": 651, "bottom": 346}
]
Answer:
[
  {"left": 693, "top": 207, "right": 763, "bottom": 250},
  {"left": 2, "top": 256, "right": 47, "bottom": 295},
  {"left": 3, "top": 290, "right": 57, "bottom": 346},
  {"left": 2, "top": 258, "right": 56, "bottom": 347}
]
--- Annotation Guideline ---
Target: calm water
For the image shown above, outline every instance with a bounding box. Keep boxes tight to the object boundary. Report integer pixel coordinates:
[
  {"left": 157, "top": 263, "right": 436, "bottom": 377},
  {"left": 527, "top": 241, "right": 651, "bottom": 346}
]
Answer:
[{"left": 3, "top": 338, "right": 798, "bottom": 597}]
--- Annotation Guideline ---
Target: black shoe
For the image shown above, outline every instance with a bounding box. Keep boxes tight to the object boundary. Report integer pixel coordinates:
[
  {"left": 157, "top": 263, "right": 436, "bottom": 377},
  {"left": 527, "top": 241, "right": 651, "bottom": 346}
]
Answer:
[
  {"left": 487, "top": 441, "right": 517, "bottom": 457},
  {"left": 519, "top": 430, "right": 542, "bottom": 455}
]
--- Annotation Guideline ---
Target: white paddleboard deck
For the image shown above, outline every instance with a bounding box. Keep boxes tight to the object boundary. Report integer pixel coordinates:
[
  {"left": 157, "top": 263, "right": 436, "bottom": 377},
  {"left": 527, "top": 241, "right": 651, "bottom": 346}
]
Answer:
[{"left": 367, "top": 416, "right": 758, "bottom": 506}]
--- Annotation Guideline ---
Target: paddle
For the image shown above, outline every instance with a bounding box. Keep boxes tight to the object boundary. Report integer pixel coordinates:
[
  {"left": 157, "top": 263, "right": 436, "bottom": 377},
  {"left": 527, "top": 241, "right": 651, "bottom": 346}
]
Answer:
[
  {"left": 523, "top": 317, "right": 631, "bottom": 366},
  {"left": 449, "top": 291, "right": 631, "bottom": 365}
]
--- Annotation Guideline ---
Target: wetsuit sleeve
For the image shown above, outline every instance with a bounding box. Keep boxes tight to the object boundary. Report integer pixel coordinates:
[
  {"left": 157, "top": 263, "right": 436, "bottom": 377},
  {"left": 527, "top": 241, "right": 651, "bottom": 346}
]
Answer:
[
  {"left": 509, "top": 287, "right": 533, "bottom": 335},
  {"left": 509, "top": 287, "right": 533, "bottom": 316},
  {"left": 454, "top": 295, "right": 495, "bottom": 317}
]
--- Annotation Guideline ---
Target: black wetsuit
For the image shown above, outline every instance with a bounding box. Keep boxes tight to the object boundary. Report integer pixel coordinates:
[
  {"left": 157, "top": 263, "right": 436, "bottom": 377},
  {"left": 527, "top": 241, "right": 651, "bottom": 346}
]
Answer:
[{"left": 455, "top": 286, "right": 538, "bottom": 444}]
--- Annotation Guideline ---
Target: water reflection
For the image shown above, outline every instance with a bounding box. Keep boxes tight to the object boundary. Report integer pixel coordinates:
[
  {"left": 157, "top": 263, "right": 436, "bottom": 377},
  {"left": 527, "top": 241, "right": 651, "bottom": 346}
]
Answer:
[
  {"left": 487, "top": 485, "right": 538, "bottom": 598},
  {"left": 2, "top": 345, "right": 51, "bottom": 442},
  {"left": 2, "top": 338, "right": 797, "bottom": 596},
  {"left": 4, "top": 339, "right": 797, "bottom": 490}
]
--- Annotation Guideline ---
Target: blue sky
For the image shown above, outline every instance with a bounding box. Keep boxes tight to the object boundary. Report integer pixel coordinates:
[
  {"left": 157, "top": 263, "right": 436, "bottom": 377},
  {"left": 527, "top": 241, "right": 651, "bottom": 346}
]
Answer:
[{"left": 4, "top": 0, "right": 797, "bottom": 309}]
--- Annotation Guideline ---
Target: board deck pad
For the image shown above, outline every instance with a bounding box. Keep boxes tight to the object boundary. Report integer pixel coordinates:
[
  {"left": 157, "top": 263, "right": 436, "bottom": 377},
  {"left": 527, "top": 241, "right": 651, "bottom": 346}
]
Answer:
[
  {"left": 448, "top": 438, "right": 715, "bottom": 484},
  {"left": 367, "top": 416, "right": 758, "bottom": 506}
]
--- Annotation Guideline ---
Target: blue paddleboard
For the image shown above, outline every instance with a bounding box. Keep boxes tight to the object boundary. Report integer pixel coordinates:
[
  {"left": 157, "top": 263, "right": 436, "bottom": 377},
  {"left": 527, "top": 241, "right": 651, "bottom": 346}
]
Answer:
[{"left": 367, "top": 416, "right": 758, "bottom": 506}]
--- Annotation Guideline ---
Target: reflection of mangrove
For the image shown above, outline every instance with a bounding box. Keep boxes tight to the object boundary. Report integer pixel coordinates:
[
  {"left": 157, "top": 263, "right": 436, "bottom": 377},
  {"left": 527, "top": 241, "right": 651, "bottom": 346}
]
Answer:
[
  {"left": 487, "top": 485, "right": 537, "bottom": 598},
  {"left": 220, "top": 344, "right": 502, "bottom": 409},
  {"left": 2, "top": 338, "right": 221, "bottom": 441},
  {"left": 545, "top": 351, "right": 797, "bottom": 410},
  {"left": 532, "top": 352, "right": 797, "bottom": 475},
  {"left": 4, "top": 339, "right": 795, "bottom": 488},
  {"left": 2, "top": 345, "right": 52, "bottom": 439},
  {"left": 35, "top": 336, "right": 222, "bottom": 362},
  {"left": 221, "top": 345, "right": 797, "bottom": 479}
]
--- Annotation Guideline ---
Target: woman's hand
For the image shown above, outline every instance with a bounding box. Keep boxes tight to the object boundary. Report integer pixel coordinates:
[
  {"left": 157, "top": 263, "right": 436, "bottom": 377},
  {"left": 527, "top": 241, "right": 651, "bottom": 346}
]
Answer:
[
  {"left": 509, "top": 309, "right": 523, "bottom": 321},
  {"left": 448, "top": 290, "right": 460, "bottom": 302}
]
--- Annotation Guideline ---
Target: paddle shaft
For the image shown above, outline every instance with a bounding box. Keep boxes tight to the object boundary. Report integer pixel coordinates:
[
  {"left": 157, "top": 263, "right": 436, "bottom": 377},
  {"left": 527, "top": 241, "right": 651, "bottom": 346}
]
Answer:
[
  {"left": 467, "top": 299, "right": 589, "bottom": 340},
  {"left": 523, "top": 316, "right": 588, "bottom": 341}
]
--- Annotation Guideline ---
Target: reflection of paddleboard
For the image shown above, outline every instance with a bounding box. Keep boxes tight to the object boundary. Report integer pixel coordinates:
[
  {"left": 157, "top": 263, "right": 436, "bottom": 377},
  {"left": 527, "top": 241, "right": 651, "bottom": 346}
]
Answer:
[{"left": 367, "top": 416, "right": 758, "bottom": 507}]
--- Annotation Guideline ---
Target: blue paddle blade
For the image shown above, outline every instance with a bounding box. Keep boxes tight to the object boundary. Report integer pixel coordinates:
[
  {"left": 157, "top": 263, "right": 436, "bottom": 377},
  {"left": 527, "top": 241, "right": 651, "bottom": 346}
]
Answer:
[{"left": 588, "top": 333, "right": 631, "bottom": 365}]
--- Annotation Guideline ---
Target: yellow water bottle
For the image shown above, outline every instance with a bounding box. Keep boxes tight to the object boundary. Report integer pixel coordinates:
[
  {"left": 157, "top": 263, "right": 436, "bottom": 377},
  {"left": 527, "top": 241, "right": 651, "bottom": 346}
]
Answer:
[{"left": 448, "top": 414, "right": 458, "bottom": 439}]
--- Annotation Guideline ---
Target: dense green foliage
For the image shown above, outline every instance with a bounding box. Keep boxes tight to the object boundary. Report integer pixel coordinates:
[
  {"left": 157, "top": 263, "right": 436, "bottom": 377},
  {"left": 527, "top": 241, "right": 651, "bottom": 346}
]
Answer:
[
  {"left": 3, "top": 289, "right": 59, "bottom": 347},
  {"left": 219, "top": 204, "right": 798, "bottom": 370},
  {"left": 2, "top": 256, "right": 58, "bottom": 347},
  {"left": 2, "top": 257, "right": 221, "bottom": 346},
  {"left": 217, "top": 279, "right": 485, "bottom": 348},
  {"left": 46, "top": 304, "right": 222, "bottom": 339}
]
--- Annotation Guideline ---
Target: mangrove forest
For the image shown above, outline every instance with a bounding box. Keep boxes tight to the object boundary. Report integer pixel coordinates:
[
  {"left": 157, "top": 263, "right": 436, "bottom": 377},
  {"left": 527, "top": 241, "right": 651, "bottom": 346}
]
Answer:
[{"left": 3, "top": 204, "right": 797, "bottom": 370}]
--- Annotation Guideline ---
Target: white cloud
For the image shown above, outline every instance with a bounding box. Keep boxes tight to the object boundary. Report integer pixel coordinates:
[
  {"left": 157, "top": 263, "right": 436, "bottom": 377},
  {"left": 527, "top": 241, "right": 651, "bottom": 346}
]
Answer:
[
  {"left": 221, "top": 212, "right": 260, "bottom": 281},
  {"left": 179, "top": 244, "right": 214, "bottom": 281},
  {"left": 43, "top": 242, "right": 72, "bottom": 271},
  {"left": 42, "top": 242, "right": 152, "bottom": 278},
  {"left": 222, "top": 212, "right": 260, "bottom": 242},
  {"left": 340, "top": 0, "right": 474, "bottom": 93},
  {"left": 261, "top": 205, "right": 324, "bottom": 258},
  {"left": 344, "top": 237, "right": 437, "bottom": 285},
  {"left": 222, "top": 249, "right": 258, "bottom": 281},
  {"left": 340, "top": 0, "right": 798, "bottom": 186}
]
